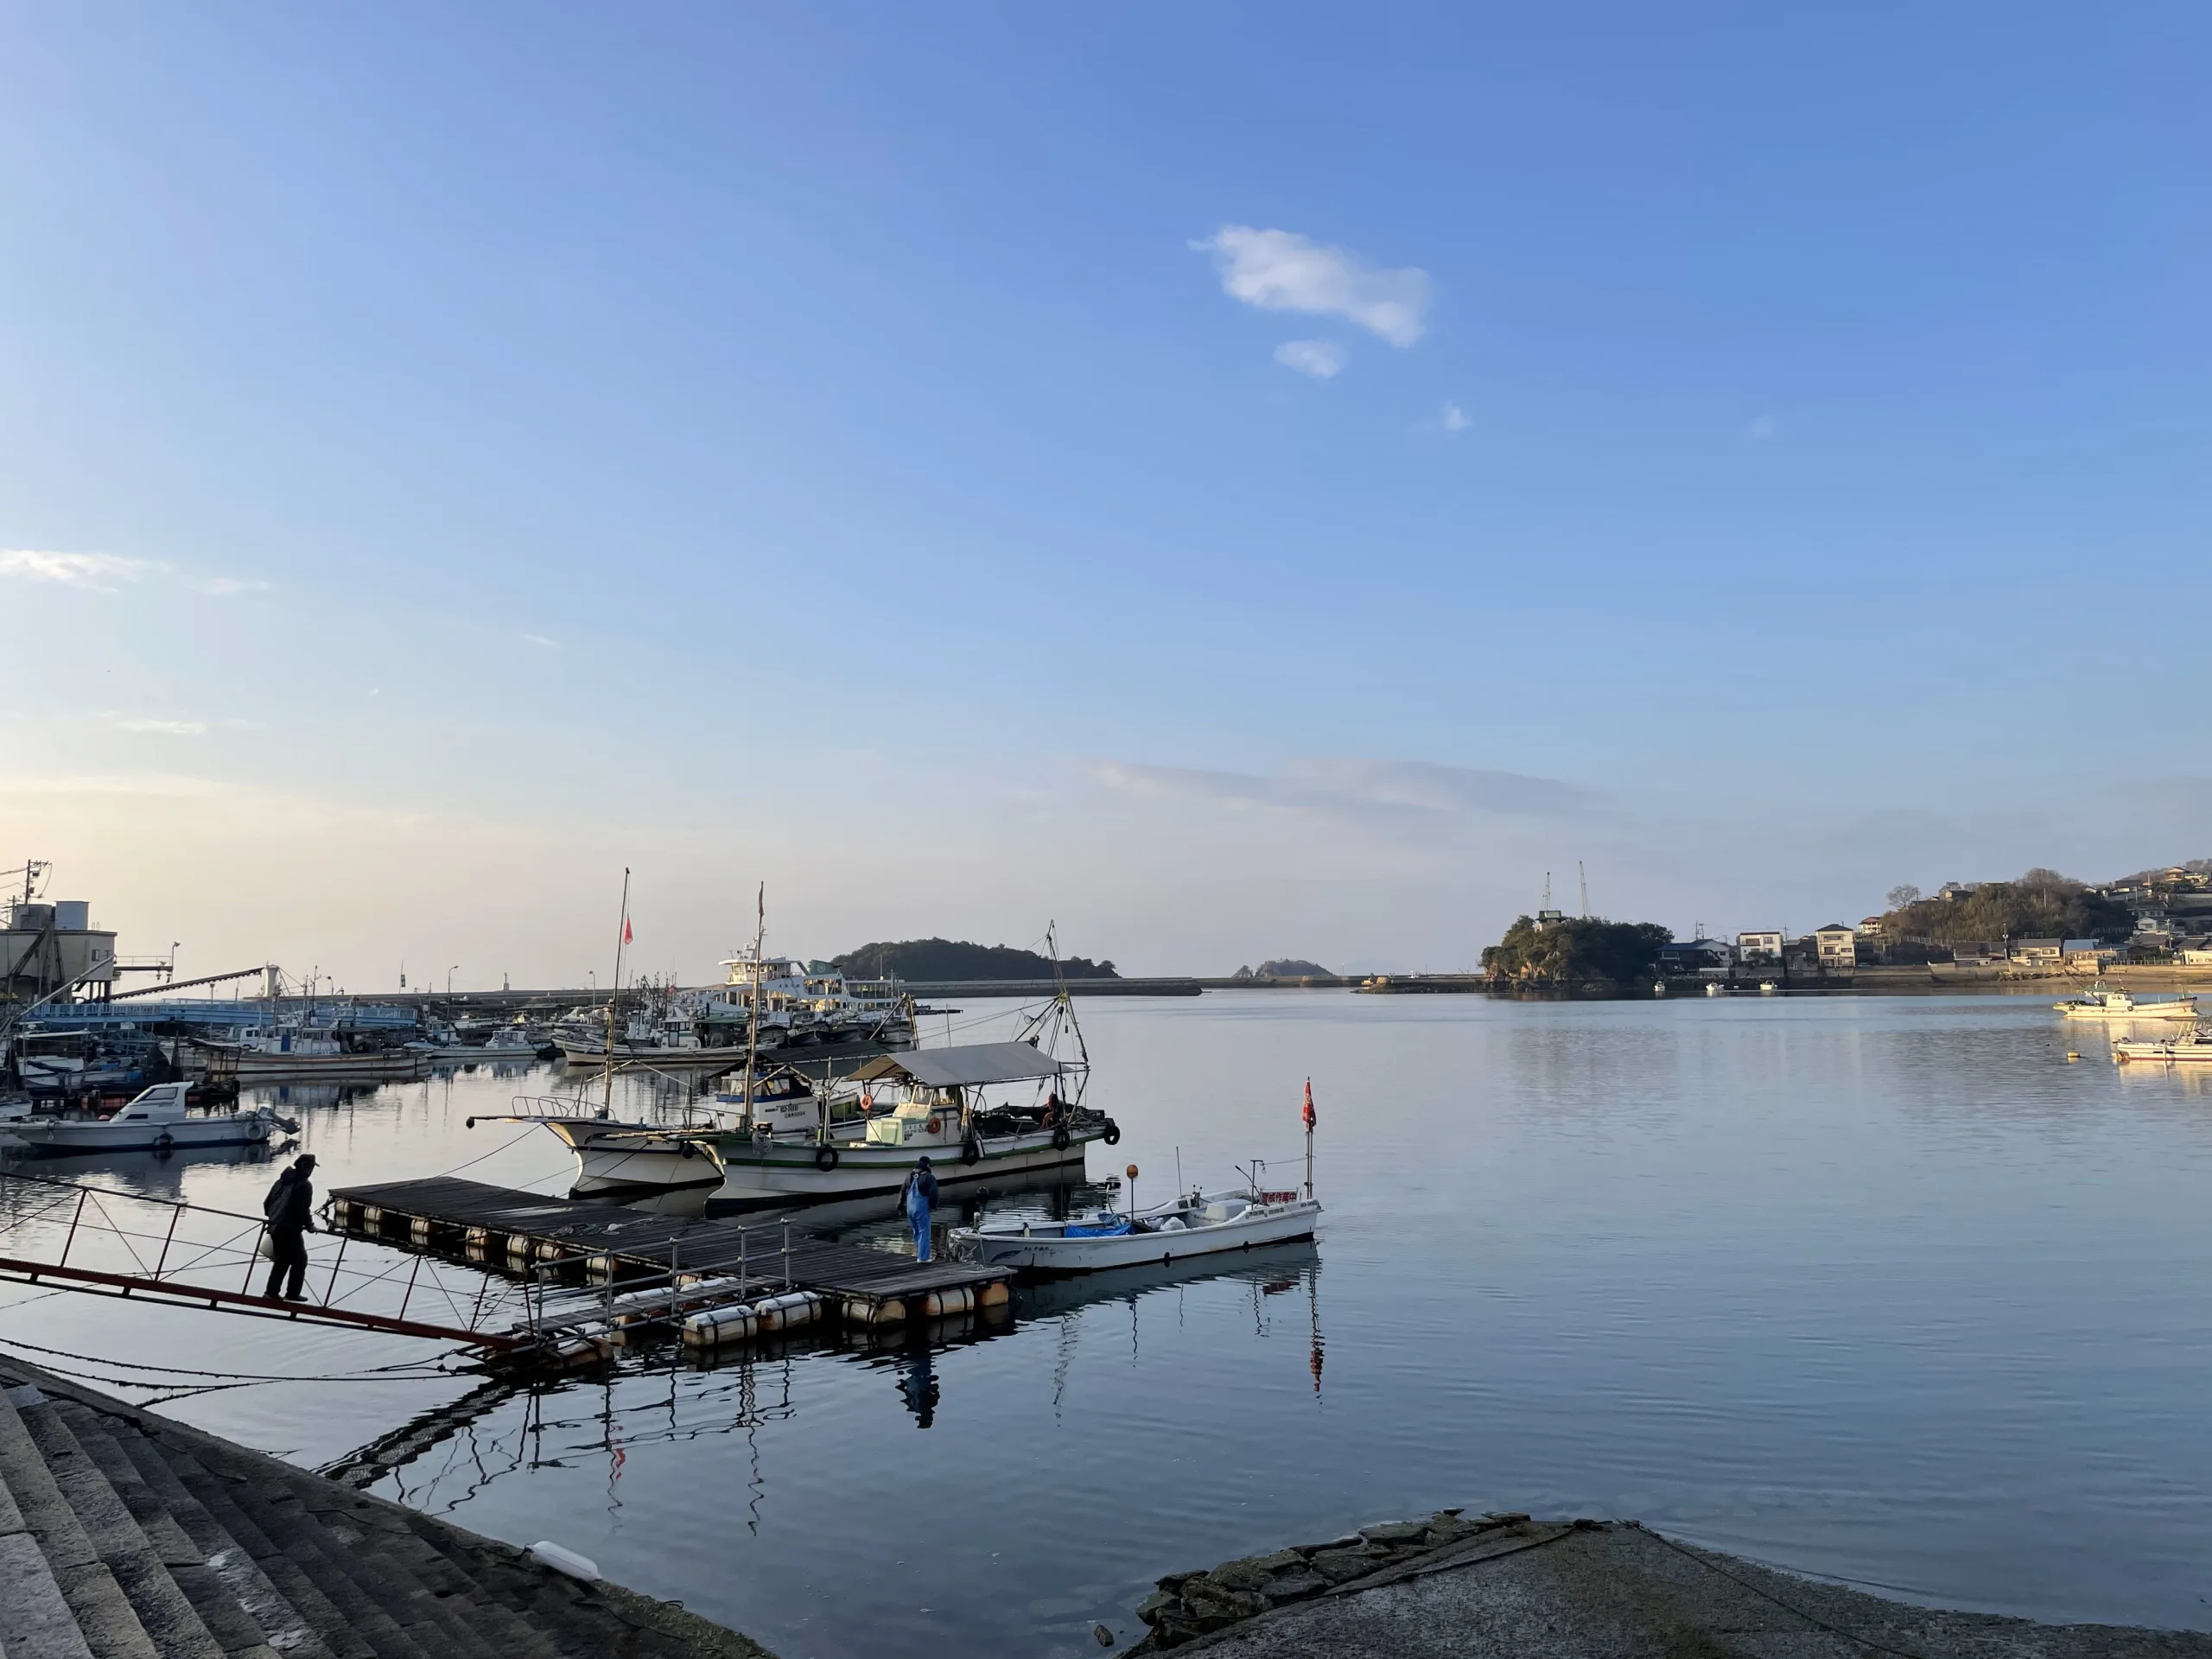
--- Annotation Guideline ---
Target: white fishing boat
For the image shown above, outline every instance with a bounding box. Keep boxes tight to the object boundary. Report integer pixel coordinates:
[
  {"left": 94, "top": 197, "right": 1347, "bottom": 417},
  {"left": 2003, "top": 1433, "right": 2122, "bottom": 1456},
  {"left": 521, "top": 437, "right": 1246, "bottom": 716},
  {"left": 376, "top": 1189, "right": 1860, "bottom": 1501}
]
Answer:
[
  {"left": 2114, "top": 1028, "right": 2212, "bottom": 1065},
  {"left": 953, "top": 1183, "right": 1322, "bottom": 1273},
  {"left": 8, "top": 1082, "right": 286, "bottom": 1155},
  {"left": 2053, "top": 984, "right": 2199, "bottom": 1021},
  {"left": 703, "top": 1039, "right": 1118, "bottom": 1211},
  {"left": 481, "top": 1020, "right": 544, "bottom": 1055}
]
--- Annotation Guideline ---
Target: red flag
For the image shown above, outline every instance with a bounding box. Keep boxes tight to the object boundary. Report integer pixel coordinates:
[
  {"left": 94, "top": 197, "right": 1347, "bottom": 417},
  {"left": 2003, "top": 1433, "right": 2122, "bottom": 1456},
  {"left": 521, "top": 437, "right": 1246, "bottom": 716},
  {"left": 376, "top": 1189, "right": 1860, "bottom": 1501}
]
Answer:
[
  {"left": 622, "top": 918, "right": 633, "bottom": 945},
  {"left": 1302, "top": 1079, "right": 1316, "bottom": 1129}
]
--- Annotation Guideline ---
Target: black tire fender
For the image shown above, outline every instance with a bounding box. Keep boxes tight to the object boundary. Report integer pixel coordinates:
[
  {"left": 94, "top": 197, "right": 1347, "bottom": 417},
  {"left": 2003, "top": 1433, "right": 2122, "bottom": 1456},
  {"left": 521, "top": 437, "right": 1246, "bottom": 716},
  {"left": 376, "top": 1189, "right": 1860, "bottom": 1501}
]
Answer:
[
  {"left": 815, "top": 1144, "right": 840, "bottom": 1172},
  {"left": 962, "top": 1134, "right": 982, "bottom": 1166},
  {"left": 1102, "top": 1119, "right": 1121, "bottom": 1147},
  {"left": 1051, "top": 1125, "right": 1071, "bottom": 1152},
  {"left": 153, "top": 1131, "right": 175, "bottom": 1153}
]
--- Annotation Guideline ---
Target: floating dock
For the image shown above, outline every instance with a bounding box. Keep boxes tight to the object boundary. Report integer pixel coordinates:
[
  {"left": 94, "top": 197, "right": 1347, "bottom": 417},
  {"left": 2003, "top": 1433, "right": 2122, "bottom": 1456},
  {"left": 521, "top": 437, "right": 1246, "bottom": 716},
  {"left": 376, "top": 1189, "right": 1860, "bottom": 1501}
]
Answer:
[{"left": 327, "top": 1176, "right": 1010, "bottom": 1331}]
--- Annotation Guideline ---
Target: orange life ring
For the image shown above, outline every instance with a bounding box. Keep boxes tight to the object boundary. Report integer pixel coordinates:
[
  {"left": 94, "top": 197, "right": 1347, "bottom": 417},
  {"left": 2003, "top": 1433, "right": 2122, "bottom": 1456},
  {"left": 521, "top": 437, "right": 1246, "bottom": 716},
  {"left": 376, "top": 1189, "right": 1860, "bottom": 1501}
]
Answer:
[{"left": 925, "top": 1115, "right": 943, "bottom": 1135}]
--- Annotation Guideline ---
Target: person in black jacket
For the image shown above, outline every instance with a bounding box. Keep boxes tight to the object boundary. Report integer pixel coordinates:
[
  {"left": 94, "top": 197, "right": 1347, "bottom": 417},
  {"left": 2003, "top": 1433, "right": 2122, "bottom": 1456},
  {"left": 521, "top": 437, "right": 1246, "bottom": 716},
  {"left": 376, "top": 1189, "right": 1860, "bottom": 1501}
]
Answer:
[{"left": 263, "top": 1153, "right": 317, "bottom": 1301}]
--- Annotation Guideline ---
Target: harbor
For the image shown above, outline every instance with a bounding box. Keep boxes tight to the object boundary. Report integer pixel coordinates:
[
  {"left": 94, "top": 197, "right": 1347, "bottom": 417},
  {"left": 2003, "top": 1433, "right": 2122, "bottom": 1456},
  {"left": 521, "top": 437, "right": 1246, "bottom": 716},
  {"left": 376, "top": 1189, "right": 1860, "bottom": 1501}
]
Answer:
[{"left": 10, "top": 987, "right": 2212, "bottom": 1656}]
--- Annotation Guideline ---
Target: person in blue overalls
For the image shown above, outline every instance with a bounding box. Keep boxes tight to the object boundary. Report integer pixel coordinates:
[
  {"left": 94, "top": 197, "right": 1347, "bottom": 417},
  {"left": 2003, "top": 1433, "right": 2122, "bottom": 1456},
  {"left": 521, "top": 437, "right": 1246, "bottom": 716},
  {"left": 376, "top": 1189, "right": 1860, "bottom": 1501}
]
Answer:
[{"left": 901, "top": 1155, "right": 939, "bottom": 1262}]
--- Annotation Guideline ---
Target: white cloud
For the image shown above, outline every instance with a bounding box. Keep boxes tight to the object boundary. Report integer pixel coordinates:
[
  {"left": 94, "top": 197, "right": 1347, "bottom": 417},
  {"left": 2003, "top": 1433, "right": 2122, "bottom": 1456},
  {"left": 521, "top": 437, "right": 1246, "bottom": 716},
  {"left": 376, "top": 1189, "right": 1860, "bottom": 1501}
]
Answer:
[
  {"left": 1274, "top": 340, "right": 1347, "bottom": 379},
  {"left": 0, "top": 549, "right": 267, "bottom": 594},
  {"left": 1746, "top": 415, "right": 1776, "bottom": 441},
  {"left": 1441, "top": 404, "right": 1470, "bottom": 431},
  {"left": 521, "top": 632, "right": 556, "bottom": 647},
  {"left": 1195, "top": 226, "right": 1430, "bottom": 347},
  {"left": 110, "top": 716, "right": 207, "bottom": 736},
  {"left": 0, "top": 550, "right": 155, "bottom": 589}
]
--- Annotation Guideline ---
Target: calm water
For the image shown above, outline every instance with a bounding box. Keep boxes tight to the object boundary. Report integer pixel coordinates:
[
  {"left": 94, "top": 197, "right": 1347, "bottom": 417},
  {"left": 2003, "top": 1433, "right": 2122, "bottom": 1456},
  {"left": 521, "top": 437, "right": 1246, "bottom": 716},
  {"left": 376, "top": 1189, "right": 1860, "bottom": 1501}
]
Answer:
[{"left": 6, "top": 991, "right": 2212, "bottom": 1655}]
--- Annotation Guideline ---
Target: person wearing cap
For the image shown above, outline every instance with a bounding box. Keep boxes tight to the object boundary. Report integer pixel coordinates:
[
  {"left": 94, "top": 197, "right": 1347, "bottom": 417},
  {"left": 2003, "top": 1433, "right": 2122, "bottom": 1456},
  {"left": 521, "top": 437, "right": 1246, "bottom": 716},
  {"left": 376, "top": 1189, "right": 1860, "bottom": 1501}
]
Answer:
[
  {"left": 262, "top": 1153, "right": 318, "bottom": 1301},
  {"left": 899, "top": 1155, "right": 940, "bottom": 1263}
]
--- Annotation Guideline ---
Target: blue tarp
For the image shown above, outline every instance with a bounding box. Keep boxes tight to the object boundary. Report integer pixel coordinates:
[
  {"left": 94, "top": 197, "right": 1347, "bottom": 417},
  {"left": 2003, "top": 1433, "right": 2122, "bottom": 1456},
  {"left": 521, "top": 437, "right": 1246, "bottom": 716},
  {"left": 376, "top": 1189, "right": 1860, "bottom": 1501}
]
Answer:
[{"left": 1065, "top": 1217, "right": 1133, "bottom": 1237}]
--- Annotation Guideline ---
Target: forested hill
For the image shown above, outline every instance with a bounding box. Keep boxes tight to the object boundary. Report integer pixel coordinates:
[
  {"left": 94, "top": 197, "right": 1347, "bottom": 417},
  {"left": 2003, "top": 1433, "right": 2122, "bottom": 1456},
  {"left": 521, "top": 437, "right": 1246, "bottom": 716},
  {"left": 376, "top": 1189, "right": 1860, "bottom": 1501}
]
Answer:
[
  {"left": 831, "top": 939, "right": 1120, "bottom": 981},
  {"left": 1879, "top": 871, "right": 2134, "bottom": 944}
]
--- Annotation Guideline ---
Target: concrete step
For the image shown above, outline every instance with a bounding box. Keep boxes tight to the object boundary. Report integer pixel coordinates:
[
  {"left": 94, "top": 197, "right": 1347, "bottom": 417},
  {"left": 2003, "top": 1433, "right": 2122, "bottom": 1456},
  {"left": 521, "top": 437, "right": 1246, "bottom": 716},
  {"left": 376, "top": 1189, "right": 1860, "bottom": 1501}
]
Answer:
[
  {"left": 12, "top": 1391, "right": 228, "bottom": 1659},
  {"left": 0, "top": 1383, "right": 160, "bottom": 1659},
  {"left": 54, "top": 1397, "right": 308, "bottom": 1659},
  {"left": 105, "top": 1414, "right": 337, "bottom": 1659},
  {"left": 155, "top": 1439, "right": 441, "bottom": 1659},
  {"left": 0, "top": 1442, "right": 97, "bottom": 1659},
  {"left": 248, "top": 1452, "right": 569, "bottom": 1659}
]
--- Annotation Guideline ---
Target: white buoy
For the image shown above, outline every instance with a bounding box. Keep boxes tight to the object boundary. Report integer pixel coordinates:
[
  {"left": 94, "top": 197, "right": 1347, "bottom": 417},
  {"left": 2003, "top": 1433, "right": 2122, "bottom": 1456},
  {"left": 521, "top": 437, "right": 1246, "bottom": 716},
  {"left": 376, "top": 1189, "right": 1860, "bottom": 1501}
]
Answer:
[{"left": 529, "top": 1541, "right": 601, "bottom": 1581}]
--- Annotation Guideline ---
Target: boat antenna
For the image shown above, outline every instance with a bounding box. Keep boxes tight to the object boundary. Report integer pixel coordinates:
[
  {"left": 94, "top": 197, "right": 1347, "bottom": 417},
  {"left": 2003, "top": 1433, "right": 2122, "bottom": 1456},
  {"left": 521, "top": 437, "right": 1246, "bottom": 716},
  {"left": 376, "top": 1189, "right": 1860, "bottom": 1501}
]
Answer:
[
  {"left": 601, "top": 868, "right": 630, "bottom": 1122},
  {"left": 743, "top": 883, "right": 763, "bottom": 1134},
  {"left": 1044, "top": 922, "right": 1090, "bottom": 1103}
]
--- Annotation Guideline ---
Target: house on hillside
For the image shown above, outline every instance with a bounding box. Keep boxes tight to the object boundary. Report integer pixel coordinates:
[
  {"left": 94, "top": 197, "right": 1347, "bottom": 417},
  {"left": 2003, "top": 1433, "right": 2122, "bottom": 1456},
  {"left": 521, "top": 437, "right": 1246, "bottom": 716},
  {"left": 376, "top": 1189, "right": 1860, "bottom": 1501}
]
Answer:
[
  {"left": 2010, "top": 938, "right": 2064, "bottom": 969},
  {"left": 1951, "top": 941, "right": 2008, "bottom": 969},
  {"left": 1813, "top": 925, "right": 1857, "bottom": 974},
  {"left": 1936, "top": 881, "right": 1980, "bottom": 901}
]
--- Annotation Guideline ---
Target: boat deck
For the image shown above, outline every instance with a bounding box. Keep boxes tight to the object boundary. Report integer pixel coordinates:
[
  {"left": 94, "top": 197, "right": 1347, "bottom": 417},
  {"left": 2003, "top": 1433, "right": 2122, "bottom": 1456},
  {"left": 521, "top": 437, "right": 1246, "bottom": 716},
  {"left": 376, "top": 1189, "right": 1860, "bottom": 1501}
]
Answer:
[{"left": 327, "top": 1175, "right": 1007, "bottom": 1319}]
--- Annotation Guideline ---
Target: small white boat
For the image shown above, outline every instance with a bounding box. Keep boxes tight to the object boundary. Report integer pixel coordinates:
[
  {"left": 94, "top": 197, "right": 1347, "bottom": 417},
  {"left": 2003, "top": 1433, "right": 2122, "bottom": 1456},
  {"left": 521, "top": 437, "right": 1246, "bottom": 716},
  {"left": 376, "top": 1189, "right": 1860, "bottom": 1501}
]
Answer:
[
  {"left": 9, "top": 1083, "right": 284, "bottom": 1154},
  {"left": 2114, "top": 1028, "right": 2212, "bottom": 1065},
  {"left": 953, "top": 1183, "right": 1321, "bottom": 1274},
  {"left": 2054, "top": 984, "right": 2199, "bottom": 1022}
]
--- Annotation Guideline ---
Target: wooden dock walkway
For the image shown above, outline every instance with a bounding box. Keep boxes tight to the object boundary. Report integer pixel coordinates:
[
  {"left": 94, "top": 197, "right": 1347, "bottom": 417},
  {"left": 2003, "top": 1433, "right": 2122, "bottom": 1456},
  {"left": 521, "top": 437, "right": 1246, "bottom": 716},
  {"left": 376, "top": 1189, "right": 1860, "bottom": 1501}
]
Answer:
[{"left": 327, "top": 1176, "right": 1009, "bottom": 1326}]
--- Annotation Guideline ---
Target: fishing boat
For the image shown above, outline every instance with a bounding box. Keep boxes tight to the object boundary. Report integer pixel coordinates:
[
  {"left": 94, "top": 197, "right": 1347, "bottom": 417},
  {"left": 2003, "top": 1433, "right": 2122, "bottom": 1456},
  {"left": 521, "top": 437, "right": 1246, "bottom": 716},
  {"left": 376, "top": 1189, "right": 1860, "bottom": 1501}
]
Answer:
[
  {"left": 2113, "top": 1028, "right": 2212, "bottom": 1065},
  {"left": 953, "top": 1182, "right": 1322, "bottom": 1273},
  {"left": 521, "top": 1111, "right": 729, "bottom": 1197},
  {"left": 8, "top": 1082, "right": 289, "bottom": 1155},
  {"left": 703, "top": 1038, "right": 1118, "bottom": 1211},
  {"left": 194, "top": 1023, "right": 427, "bottom": 1082},
  {"left": 2053, "top": 984, "right": 2199, "bottom": 1021}
]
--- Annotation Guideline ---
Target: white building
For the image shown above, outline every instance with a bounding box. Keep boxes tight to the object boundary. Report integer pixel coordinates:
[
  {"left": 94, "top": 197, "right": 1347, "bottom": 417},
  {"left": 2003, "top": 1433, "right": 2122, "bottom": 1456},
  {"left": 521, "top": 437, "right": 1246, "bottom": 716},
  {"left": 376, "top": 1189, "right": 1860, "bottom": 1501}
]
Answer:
[{"left": 1736, "top": 930, "right": 1784, "bottom": 966}]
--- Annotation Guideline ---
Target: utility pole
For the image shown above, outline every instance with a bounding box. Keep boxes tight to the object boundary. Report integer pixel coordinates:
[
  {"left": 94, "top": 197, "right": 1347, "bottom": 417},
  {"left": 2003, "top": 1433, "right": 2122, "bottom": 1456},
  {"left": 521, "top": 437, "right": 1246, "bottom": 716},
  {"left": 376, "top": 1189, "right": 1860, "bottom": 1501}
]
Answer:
[{"left": 1579, "top": 862, "right": 1588, "bottom": 919}]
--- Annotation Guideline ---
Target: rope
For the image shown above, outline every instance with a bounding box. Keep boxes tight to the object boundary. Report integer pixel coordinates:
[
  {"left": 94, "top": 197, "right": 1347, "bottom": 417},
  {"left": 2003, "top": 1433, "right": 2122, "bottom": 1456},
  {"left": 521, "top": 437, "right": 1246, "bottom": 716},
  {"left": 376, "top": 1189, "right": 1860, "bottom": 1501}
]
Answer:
[
  {"left": 1639, "top": 1527, "right": 1934, "bottom": 1659},
  {"left": 0, "top": 1333, "right": 467, "bottom": 1384}
]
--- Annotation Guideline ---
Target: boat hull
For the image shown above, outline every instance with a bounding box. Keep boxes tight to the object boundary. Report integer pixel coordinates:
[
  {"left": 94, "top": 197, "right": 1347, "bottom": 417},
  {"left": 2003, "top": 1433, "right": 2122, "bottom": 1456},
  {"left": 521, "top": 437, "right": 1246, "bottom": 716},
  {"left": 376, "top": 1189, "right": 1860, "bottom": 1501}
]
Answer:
[
  {"left": 13, "top": 1112, "right": 275, "bottom": 1154},
  {"left": 539, "top": 1119, "right": 729, "bottom": 1197},
  {"left": 199, "top": 1051, "right": 427, "bottom": 1083},
  {"left": 705, "top": 1125, "right": 1106, "bottom": 1211},
  {"left": 2056, "top": 1000, "right": 2198, "bottom": 1021},
  {"left": 2114, "top": 1039, "right": 2212, "bottom": 1064},
  {"left": 959, "top": 1198, "right": 1322, "bottom": 1273}
]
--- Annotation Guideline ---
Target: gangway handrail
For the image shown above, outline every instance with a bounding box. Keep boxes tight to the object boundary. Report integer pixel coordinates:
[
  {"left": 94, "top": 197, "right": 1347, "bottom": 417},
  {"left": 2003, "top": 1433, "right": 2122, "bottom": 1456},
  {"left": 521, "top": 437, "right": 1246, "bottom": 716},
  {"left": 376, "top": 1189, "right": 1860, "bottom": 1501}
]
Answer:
[{"left": 0, "top": 1168, "right": 536, "bottom": 1352}]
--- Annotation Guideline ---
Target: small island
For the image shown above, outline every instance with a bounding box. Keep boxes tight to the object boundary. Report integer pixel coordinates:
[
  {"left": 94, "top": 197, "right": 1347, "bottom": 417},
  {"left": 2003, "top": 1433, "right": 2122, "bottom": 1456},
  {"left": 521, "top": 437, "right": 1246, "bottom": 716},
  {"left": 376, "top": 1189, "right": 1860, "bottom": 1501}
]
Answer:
[
  {"left": 1232, "top": 958, "right": 1334, "bottom": 980},
  {"left": 1480, "top": 915, "right": 1672, "bottom": 989},
  {"left": 830, "top": 938, "right": 1118, "bottom": 982}
]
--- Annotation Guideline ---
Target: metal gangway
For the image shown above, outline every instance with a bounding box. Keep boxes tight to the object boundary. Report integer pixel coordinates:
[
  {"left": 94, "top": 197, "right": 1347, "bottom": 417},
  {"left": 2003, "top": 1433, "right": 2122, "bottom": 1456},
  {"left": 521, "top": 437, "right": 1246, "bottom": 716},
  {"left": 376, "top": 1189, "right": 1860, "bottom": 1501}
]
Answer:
[{"left": 0, "top": 1170, "right": 550, "bottom": 1357}]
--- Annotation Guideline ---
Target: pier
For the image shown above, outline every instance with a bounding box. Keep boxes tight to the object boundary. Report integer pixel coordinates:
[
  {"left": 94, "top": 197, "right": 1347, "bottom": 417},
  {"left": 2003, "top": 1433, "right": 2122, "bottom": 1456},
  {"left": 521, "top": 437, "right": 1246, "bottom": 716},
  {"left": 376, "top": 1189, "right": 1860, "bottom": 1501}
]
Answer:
[{"left": 327, "top": 1176, "right": 1011, "bottom": 1330}]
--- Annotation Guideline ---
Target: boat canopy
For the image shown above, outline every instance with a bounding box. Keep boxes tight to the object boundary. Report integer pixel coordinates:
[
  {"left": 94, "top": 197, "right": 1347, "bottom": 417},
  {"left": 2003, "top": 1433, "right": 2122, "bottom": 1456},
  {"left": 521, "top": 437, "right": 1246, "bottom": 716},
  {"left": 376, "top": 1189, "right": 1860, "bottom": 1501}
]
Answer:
[{"left": 850, "top": 1041, "right": 1067, "bottom": 1089}]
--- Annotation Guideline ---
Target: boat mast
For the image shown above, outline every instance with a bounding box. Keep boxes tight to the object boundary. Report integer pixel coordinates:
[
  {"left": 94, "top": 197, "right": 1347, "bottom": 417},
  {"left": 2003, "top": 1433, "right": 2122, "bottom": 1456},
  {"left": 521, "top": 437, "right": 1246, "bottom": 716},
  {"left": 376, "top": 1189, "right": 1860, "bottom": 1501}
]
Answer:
[
  {"left": 742, "top": 883, "right": 763, "bottom": 1134},
  {"left": 601, "top": 868, "right": 630, "bottom": 1122}
]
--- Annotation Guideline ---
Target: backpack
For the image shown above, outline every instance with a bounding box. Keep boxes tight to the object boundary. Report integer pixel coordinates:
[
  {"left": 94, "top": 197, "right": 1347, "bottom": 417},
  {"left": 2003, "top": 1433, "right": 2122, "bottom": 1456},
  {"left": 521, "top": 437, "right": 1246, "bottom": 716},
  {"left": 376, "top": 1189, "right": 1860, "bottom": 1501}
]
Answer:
[{"left": 263, "top": 1170, "right": 294, "bottom": 1220}]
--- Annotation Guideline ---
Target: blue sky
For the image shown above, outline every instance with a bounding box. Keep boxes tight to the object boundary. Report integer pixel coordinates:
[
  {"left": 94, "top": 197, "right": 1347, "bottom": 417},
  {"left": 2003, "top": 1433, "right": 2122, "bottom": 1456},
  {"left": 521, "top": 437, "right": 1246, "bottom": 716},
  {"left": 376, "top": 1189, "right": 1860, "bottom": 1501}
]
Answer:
[{"left": 3, "top": 4, "right": 2208, "bottom": 982}]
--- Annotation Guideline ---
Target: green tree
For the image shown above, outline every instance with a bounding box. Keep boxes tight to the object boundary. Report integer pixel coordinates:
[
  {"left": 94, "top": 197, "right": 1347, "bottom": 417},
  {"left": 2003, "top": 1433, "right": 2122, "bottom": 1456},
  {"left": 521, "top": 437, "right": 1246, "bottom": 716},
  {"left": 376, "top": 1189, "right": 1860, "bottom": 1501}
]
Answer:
[{"left": 1878, "top": 871, "right": 2132, "bottom": 944}]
